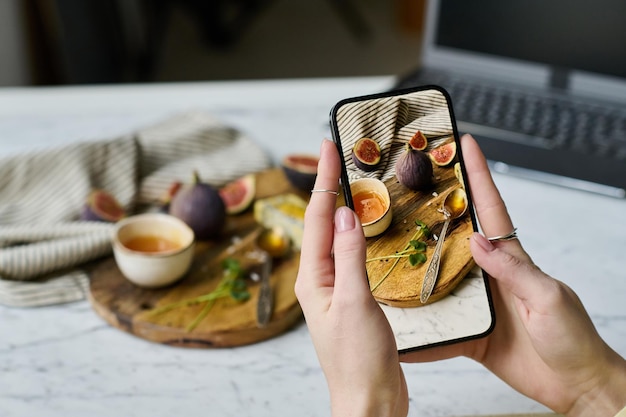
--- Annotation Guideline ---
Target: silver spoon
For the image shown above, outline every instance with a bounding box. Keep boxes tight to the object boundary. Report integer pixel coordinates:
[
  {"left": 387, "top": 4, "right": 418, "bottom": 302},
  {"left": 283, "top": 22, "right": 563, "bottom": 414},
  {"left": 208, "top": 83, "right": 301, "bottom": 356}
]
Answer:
[
  {"left": 420, "top": 187, "right": 468, "bottom": 304},
  {"left": 254, "top": 227, "right": 289, "bottom": 328}
]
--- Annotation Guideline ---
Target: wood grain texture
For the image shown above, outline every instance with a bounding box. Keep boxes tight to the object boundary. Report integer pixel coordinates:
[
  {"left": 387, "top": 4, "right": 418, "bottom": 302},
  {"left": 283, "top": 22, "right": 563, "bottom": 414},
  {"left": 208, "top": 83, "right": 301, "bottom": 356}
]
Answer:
[
  {"left": 365, "top": 162, "right": 475, "bottom": 307},
  {"left": 88, "top": 169, "right": 307, "bottom": 348}
]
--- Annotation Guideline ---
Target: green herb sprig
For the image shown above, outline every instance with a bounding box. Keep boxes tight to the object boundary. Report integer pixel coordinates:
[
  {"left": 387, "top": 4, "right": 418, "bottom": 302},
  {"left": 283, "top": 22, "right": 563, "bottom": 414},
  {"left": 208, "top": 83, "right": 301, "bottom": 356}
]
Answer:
[
  {"left": 149, "top": 258, "right": 250, "bottom": 332},
  {"left": 369, "top": 220, "right": 431, "bottom": 293}
]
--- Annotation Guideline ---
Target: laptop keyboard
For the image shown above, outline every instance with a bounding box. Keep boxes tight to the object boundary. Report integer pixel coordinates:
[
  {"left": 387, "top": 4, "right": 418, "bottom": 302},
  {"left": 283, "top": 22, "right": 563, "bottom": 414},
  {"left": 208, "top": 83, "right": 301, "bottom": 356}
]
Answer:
[{"left": 396, "top": 70, "right": 626, "bottom": 161}]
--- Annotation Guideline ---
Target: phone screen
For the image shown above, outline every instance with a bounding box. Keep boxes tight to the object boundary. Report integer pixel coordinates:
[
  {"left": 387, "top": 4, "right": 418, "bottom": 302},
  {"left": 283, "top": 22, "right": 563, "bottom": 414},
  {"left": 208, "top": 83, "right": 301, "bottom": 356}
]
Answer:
[{"left": 330, "top": 85, "right": 494, "bottom": 353}]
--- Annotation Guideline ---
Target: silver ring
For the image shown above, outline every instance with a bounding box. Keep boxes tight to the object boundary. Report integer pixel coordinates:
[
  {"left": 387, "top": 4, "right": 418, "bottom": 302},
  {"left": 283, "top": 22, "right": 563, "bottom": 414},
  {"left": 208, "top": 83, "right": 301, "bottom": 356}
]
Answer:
[
  {"left": 311, "top": 189, "right": 339, "bottom": 195},
  {"left": 487, "top": 228, "right": 518, "bottom": 242}
]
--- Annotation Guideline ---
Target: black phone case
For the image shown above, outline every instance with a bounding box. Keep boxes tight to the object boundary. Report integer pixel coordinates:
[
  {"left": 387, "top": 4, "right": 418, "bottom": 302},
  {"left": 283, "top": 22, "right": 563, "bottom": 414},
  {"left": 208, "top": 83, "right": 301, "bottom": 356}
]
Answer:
[{"left": 329, "top": 84, "right": 495, "bottom": 353}]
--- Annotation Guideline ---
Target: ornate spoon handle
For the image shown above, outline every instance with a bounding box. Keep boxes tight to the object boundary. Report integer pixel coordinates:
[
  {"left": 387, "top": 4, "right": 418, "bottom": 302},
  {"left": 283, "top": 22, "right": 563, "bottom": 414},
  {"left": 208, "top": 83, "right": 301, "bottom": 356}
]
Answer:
[
  {"left": 420, "top": 216, "right": 451, "bottom": 304},
  {"left": 256, "top": 252, "right": 274, "bottom": 328}
]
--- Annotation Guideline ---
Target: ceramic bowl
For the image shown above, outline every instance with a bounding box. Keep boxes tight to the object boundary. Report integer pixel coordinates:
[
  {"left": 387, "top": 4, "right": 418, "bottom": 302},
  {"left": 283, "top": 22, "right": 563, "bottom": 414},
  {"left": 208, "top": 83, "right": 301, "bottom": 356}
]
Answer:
[
  {"left": 349, "top": 178, "right": 392, "bottom": 238},
  {"left": 112, "top": 213, "right": 195, "bottom": 288},
  {"left": 281, "top": 154, "right": 319, "bottom": 192}
]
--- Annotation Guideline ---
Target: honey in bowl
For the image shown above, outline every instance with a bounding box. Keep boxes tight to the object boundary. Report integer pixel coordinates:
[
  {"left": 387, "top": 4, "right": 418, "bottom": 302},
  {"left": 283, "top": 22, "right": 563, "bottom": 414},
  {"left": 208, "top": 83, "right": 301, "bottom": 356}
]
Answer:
[
  {"left": 353, "top": 190, "right": 387, "bottom": 224},
  {"left": 349, "top": 177, "right": 392, "bottom": 238},
  {"left": 123, "top": 235, "right": 181, "bottom": 253}
]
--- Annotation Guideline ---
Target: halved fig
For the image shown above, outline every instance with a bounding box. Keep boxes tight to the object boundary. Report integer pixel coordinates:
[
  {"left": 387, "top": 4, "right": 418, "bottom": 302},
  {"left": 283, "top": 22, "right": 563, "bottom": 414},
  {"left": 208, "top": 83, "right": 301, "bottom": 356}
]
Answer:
[
  {"left": 428, "top": 142, "right": 457, "bottom": 166},
  {"left": 282, "top": 154, "right": 319, "bottom": 191},
  {"left": 219, "top": 174, "right": 256, "bottom": 215},
  {"left": 408, "top": 130, "right": 428, "bottom": 150},
  {"left": 352, "top": 138, "right": 381, "bottom": 172},
  {"left": 80, "top": 189, "right": 126, "bottom": 222}
]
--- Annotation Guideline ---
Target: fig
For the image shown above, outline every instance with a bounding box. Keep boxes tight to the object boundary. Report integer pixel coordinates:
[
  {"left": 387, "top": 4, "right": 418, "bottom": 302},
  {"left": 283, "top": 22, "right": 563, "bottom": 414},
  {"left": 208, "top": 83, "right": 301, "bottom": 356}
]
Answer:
[
  {"left": 408, "top": 130, "right": 427, "bottom": 151},
  {"left": 80, "top": 189, "right": 126, "bottom": 222},
  {"left": 281, "top": 154, "right": 319, "bottom": 192},
  {"left": 428, "top": 142, "right": 457, "bottom": 166},
  {"left": 352, "top": 137, "right": 381, "bottom": 172},
  {"left": 395, "top": 143, "right": 433, "bottom": 191},
  {"left": 219, "top": 174, "right": 256, "bottom": 215},
  {"left": 169, "top": 171, "right": 226, "bottom": 239}
]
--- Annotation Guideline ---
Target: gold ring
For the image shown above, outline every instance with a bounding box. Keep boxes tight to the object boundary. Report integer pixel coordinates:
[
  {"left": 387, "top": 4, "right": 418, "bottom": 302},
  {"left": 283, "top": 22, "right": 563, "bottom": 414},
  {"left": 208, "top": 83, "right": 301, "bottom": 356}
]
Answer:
[
  {"left": 311, "top": 189, "right": 339, "bottom": 195},
  {"left": 487, "top": 228, "right": 518, "bottom": 242}
]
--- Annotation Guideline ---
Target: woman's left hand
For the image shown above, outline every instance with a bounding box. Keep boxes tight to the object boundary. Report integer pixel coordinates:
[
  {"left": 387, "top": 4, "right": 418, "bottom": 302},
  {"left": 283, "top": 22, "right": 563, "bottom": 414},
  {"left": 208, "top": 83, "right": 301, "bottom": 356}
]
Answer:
[{"left": 295, "top": 139, "right": 408, "bottom": 417}]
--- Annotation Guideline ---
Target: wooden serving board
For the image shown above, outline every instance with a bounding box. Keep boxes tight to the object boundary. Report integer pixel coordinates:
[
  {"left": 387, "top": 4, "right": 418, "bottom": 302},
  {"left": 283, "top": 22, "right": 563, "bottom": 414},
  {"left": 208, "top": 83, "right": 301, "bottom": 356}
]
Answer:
[
  {"left": 88, "top": 169, "right": 308, "bottom": 348},
  {"left": 364, "top": 162, "right": 475, "bottom": 307}
]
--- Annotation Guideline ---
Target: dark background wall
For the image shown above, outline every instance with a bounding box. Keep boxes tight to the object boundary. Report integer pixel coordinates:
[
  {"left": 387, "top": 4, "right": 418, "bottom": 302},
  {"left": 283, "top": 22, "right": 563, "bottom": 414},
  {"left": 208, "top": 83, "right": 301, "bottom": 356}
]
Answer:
[{"left": 6, "top": 0, "right": 424, "bottom": 86}]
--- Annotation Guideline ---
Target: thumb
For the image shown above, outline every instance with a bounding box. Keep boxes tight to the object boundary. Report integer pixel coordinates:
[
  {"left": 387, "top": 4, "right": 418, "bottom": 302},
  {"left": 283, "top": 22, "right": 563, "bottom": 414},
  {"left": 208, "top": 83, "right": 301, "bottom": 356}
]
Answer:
[
  {"left": 470, "top": 233, "right": 554, "bottom": 308},
  {"left": 331, "top": 206, "right": 372, "bottom": 302}
]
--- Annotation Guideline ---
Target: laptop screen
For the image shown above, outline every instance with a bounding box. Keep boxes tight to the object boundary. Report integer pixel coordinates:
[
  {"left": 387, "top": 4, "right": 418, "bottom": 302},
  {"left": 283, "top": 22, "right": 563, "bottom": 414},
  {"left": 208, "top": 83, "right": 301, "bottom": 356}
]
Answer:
[
  {"left": 409, "top": 0, "right": 626, "bottom": 198},
  {"left": 433, "top": 0, "right": 626, "bottom": 81}
]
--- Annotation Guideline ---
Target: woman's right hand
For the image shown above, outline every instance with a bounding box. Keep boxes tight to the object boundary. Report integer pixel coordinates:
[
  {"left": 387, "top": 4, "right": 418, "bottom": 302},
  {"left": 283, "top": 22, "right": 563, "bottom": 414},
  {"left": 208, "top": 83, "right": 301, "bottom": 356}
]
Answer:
[{"left": 401, "top": 134, "right": 626, "bottom": 417}]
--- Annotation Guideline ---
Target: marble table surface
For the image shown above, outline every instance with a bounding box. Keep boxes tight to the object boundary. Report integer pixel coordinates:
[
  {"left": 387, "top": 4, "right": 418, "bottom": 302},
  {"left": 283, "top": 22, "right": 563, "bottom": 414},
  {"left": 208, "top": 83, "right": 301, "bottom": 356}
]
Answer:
[{"left": 1, "top": 77, "right": 624, "bottom": 417}]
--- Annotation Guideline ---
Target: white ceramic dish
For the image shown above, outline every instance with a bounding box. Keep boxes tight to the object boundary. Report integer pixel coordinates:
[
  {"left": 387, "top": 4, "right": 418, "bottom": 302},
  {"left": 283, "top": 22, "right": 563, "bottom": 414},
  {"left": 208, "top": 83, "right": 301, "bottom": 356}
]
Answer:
[
  {"left": 112, "top": 213, "right": 195, "bottom": 288},
  {"left": 349, "top": 177, "right": 392, "bottom": 238}
]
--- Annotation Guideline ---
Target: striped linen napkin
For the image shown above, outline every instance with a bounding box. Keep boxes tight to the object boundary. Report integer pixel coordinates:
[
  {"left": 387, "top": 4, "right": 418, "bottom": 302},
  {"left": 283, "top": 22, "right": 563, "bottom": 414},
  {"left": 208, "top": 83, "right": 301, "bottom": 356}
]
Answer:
[
  {"left": 333, "top": 88, "right": 453, "bottom": 183},
  {"left": 0, "top": 111, "right": 271, "bottom": 307}
]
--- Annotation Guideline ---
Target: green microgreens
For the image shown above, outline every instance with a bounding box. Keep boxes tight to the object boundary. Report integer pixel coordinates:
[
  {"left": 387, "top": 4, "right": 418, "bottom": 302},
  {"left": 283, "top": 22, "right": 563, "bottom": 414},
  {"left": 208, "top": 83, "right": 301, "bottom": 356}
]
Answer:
[
  {"left": 149, "top": 258, "right": 250, "bottom": 332},
  {"left": 369, "top": 220, "right": 431, "bottom": 293}
]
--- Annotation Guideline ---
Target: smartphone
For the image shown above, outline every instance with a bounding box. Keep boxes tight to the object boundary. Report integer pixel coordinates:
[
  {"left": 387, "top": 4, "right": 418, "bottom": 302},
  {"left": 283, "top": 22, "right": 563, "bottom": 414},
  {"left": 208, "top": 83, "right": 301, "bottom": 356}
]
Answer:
[{"left": 330, "top": 85, "right": 495, "bottom": 353}]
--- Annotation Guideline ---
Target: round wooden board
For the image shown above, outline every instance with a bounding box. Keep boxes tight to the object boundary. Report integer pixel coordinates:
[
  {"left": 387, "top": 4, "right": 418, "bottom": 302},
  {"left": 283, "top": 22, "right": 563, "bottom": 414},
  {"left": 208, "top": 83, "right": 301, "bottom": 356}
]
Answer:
[
  {"left": 88, "top": 169, "right": 305, "bottom": 348},
  {"left": 365, "top": 164, "right": 476, "bottom": 307},
  {"left": 88, "top": 253, "right": 302, "bottom": 348}
]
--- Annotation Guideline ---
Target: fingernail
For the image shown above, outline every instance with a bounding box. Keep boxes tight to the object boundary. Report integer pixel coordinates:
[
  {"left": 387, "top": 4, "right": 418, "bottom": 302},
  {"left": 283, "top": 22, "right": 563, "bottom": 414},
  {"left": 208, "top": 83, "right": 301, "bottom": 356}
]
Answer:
[
  {"left": 335, "top": 206, "right": 356, "bottom": 232},
  {"left": 473, "top": 233, "right": 494, "bottom": 252}
]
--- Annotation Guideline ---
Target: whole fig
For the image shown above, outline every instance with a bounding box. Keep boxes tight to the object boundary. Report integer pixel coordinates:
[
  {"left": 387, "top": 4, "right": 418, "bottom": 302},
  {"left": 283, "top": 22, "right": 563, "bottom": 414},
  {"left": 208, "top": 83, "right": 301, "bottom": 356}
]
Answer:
[
  {"left": 169, "top": 171, "right": 226, "bottom": 239},
  {"left": 395, "top": 143, "right": 433, "bottom": 191}
]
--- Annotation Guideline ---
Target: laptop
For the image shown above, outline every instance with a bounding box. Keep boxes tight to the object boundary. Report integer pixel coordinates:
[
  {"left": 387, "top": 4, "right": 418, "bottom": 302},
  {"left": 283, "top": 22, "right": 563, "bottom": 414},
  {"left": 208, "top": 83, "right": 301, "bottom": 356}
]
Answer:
[{"left": 395, "top": 0, "right": 626, "bottom": 198}]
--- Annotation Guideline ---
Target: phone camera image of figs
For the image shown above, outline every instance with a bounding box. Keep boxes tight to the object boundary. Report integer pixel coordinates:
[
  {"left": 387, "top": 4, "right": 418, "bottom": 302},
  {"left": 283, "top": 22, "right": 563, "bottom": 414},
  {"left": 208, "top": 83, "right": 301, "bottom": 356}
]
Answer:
[
  {"left": 408, "top": 130, "right": 428, "bottom": 150},
  {"left": 428, "top": 142, "right": 457, "bottom": 166},
  {"left": 80, "top": 189, "right": 126, "bottom": 222},
  {"left": 281, "top": 154, "right": 319, "bottom": 192},
  {"left": 395, "top": 143, "right": 433, "bottom": 191},
  {"left": 169, "top": 171, "right": 226, "bottom": 239},
  {"left": 352, "top": 137, "right": 381, "bottom": 172}
]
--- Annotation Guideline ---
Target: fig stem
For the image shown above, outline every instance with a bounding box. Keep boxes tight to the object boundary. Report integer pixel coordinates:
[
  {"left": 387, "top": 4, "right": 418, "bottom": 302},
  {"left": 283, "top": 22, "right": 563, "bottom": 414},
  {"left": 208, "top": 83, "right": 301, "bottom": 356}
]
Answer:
[{"left": 192, "top": 170, "right": 202, "bottom": 185}]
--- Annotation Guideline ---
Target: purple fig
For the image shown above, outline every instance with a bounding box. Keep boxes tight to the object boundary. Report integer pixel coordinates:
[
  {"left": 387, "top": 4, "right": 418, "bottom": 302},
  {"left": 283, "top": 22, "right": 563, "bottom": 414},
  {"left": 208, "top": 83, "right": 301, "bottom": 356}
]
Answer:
[
  {"left": 169, "top": 171, "right": 226, "bottom": 239},
  {"left": 395, "top": 143, "right": 433, "bottom": 191}
]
